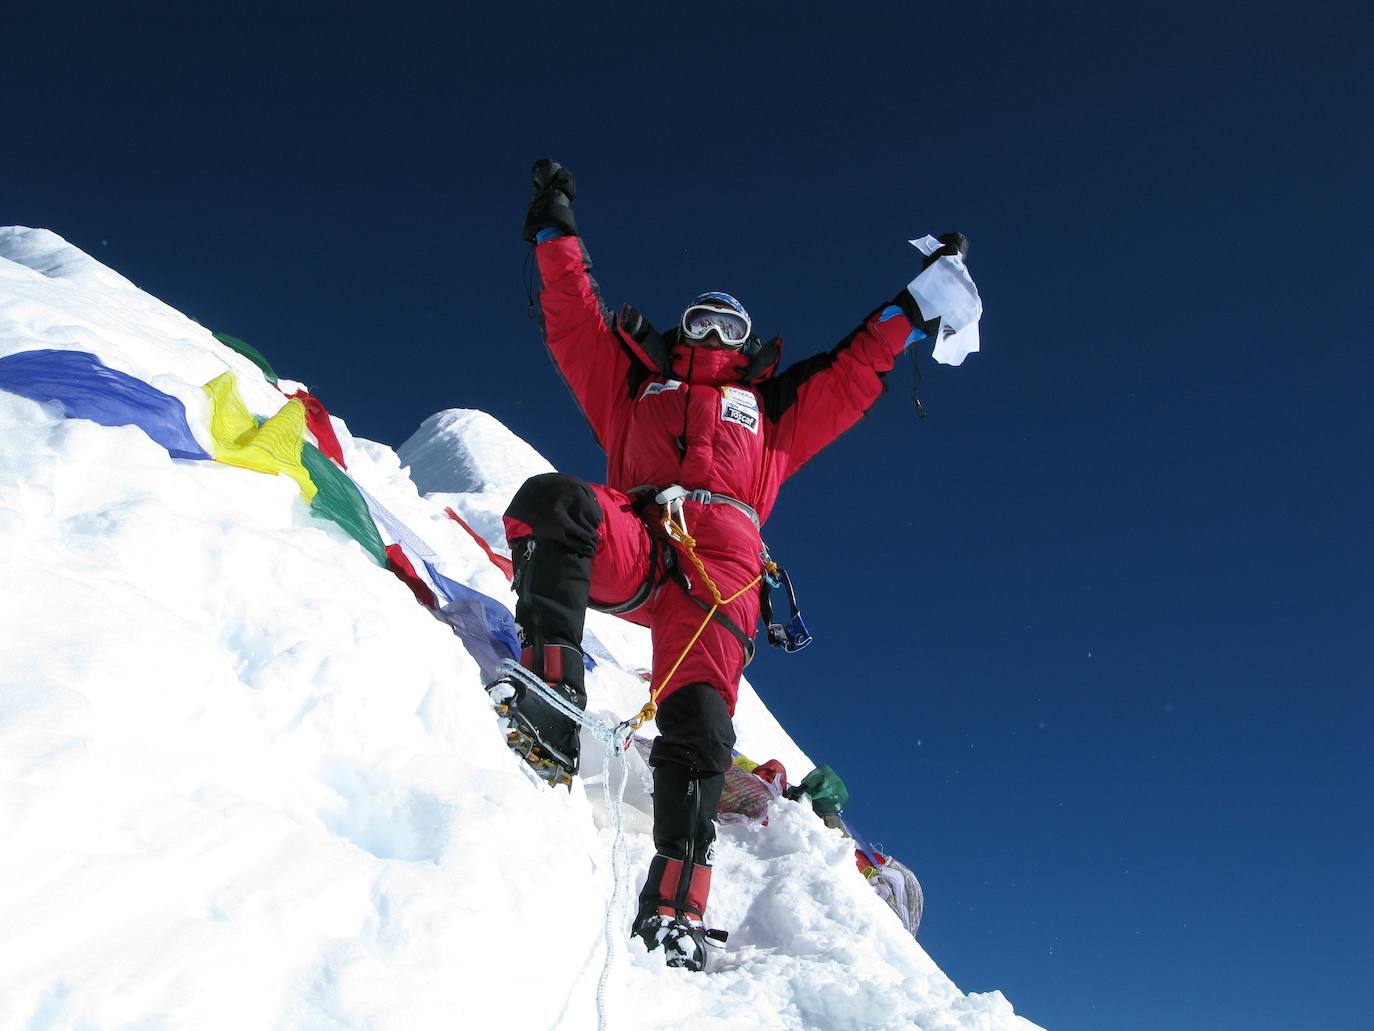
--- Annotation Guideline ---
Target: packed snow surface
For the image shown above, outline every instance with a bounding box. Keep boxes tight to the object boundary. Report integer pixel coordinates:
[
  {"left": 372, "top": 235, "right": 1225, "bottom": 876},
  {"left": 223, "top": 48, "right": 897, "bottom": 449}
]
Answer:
[{"left": 0, "top": 226, "right": 1042, "bottom": 1030}]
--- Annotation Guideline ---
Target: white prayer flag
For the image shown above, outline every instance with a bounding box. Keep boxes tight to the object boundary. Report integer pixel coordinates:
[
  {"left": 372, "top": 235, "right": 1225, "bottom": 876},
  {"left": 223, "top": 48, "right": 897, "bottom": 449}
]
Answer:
[{"left": 907, "top": 235, "right": 982, "bottom": 366}]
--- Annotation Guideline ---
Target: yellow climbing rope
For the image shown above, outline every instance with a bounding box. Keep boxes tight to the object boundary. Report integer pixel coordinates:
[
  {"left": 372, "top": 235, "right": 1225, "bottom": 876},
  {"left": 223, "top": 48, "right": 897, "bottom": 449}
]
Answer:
[{"left": 623, "top": 513, "right": 778, "bottom": 731}]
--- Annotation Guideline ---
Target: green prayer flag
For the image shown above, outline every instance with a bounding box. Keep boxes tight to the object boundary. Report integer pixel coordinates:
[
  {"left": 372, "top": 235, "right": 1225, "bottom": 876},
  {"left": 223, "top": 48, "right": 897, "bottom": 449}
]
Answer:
[
  {"left": 301, "top": 443, "right": 387, "bottom": 566},
  {"left": 213, "top": 331, "right": 279, "bottom": 384}
]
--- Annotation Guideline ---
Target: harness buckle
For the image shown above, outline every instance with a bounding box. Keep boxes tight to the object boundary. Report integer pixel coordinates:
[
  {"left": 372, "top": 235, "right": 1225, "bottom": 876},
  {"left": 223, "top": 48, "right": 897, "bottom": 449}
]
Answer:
[{"left": 655, "top": 485, "right": 690, "bottom": 537}]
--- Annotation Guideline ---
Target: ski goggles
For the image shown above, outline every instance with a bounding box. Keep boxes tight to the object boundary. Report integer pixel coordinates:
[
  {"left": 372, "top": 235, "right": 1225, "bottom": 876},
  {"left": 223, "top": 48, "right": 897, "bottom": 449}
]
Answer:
[{"left": 680, "top": 300, "right": 752, "bottom": 349}]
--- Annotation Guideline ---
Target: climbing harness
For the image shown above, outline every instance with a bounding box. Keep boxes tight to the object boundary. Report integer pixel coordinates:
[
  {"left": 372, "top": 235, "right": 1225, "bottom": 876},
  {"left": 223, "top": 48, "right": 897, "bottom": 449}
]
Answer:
[
  {"left": 587, "top": 485, "right": 760, "bottom": 626},
  {"left": 622, "top": 487, "right": 774, "bottom": 732},
  {"left": 647, "top": 483, "right": 760, "bottom": 530}
]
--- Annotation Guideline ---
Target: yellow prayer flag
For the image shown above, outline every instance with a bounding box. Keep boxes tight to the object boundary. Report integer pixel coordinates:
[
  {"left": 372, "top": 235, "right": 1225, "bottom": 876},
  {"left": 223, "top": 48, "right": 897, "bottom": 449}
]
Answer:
[{"left": 204, "top": 371, "right": 316, "bottom": 502}]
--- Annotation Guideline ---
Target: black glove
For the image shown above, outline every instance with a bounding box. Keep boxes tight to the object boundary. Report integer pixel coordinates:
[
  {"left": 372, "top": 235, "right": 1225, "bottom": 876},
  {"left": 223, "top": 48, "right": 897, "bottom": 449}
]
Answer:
[
  {"left": 522, "top": 158, "right": 578, "bottom": 243},
  {"left": 925, "top": 232, "right": 968, "bottom": 267},
  {"left": 895, "top": 232, "right": 971, "bottom": 331}
]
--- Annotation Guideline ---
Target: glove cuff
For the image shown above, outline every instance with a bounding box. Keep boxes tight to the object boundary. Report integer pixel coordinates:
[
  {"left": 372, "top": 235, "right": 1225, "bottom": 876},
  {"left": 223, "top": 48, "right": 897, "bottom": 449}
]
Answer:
[
  {"left": 522, "top": 192, "right": 578, "bottom": 243},
  {"left": 892, "top": 288, "right": 933, "bottom": 333}
]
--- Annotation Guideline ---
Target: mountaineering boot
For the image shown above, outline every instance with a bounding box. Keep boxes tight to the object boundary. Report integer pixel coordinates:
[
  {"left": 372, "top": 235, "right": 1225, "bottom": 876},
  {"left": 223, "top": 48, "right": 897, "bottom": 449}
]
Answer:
[
  {"left": 492, "top": 506, "right": 596, "bottom": 787},
  {"left": 630, "top": 754, "right": 731, "bottom": 970},
  {"left": 635, "top": 853, "right": 713, "bottom": 925},
  {"left": 631, "top": 851, "right": 716, "bottom": 971},
  {"left": 487, "top": 643, "right": 587, "bottom": 787},
  {"left": 632, "top": 911, "right": 709, "bottom": 972}
]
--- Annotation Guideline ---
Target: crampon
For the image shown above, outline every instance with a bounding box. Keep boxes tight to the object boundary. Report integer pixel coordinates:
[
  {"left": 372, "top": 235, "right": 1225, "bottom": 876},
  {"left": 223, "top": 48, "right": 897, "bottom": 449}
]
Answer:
[{"left": 486, "top": 661, "right": 583, "bottom": 788}]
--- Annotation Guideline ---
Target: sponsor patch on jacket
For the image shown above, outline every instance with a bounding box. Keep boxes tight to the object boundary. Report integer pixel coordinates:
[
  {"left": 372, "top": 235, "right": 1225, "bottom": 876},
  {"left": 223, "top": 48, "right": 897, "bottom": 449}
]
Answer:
[
  {"left": 640, "top": 379, "right": 682, "bottom": 400},
  {"left": 720, "top": 385, "right": 760, "bottom": 433}
]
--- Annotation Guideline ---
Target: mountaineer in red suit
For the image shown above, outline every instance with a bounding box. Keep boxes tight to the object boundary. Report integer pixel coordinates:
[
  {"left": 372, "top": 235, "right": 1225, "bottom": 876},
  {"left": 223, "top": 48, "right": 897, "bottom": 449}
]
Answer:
[{"left": 493, "top": 159, "right": 974, "bottom": 971}]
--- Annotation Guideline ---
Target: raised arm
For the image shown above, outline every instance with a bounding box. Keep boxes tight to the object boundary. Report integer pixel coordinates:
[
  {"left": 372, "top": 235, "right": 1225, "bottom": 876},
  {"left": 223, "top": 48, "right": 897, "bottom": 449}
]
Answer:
[
  {"left": 760, "top": 233, "right": 976, "bottom": 480},
  {"left": 523, "top": 160, "right": 633, "bottom": 451},
  {"left": 760, "top": 305, "right": 925, "bottom": 480}
]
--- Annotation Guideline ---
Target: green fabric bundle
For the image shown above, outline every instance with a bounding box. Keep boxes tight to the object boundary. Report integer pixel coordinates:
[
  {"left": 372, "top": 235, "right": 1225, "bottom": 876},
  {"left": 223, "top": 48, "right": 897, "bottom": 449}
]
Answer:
[{"left": 797, "top": 764, "right": 849, "bottom": 816}]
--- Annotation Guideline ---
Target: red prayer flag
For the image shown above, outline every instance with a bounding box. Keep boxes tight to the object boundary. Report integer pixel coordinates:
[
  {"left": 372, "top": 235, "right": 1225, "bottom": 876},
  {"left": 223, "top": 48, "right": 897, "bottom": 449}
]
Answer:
[
  {"left": 385, "top": 544, "right": 438, "bottom": 609},
  {"left": 287, "top": 388, "right": 347, "bottom": 469},
  {"left": 444, "top": 507, "right": 514, "bottom": 582}
]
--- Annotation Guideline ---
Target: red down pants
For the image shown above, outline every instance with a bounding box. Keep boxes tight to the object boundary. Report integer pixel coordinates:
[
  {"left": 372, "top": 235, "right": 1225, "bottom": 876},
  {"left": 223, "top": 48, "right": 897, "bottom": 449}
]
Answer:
[{"left": 503, "top": 473, "right": 763, "bottom": 719}]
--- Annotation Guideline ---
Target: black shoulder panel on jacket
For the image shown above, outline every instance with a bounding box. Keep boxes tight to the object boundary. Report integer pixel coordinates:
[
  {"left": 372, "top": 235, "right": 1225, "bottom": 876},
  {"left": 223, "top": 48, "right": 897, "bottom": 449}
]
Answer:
[
  {"left": 757, "top": 307, "right": 898, "bottom": 424},
  {"left": 614, "top": 304, "right": 671, "bottom": 400},
  {"left": 741, "top": 336, "right": 782, "bottom": 383},
  {"left": 758, "top": 319, "right": 876, "bottom": 424}
]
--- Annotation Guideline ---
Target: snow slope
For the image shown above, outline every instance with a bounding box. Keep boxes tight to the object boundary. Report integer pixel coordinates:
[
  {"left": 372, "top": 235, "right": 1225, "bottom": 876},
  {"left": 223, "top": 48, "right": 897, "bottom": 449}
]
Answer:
[{"left": 0, "top": 227, "right": 1043, "bottom": 1030}]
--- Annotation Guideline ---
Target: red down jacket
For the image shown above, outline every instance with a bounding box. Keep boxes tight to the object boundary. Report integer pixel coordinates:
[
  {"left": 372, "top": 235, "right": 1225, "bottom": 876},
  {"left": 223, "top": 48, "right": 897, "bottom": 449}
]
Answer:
[{"left": 528, "top": 234, "right": 921, "bottom": 710}]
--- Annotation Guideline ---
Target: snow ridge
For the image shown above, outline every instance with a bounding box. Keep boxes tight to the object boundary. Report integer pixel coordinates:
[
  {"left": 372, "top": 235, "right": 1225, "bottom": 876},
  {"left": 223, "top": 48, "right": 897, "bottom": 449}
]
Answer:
[{"left": 0, "top": 227, "right": 1041, "bottom": 1030}]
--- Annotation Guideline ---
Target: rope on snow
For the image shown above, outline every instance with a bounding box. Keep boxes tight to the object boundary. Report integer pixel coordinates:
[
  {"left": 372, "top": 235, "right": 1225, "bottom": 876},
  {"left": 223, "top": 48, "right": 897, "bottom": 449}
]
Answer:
[{"left": 491, "top": 658, "right": 637, "bottom": 1031}]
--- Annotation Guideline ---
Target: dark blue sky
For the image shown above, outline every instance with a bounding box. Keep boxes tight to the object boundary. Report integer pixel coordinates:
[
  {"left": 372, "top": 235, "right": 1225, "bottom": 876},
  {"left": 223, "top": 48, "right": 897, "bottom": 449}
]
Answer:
[{"left": 7, "top": 5, "right": 1371, "bottom": 1028}]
